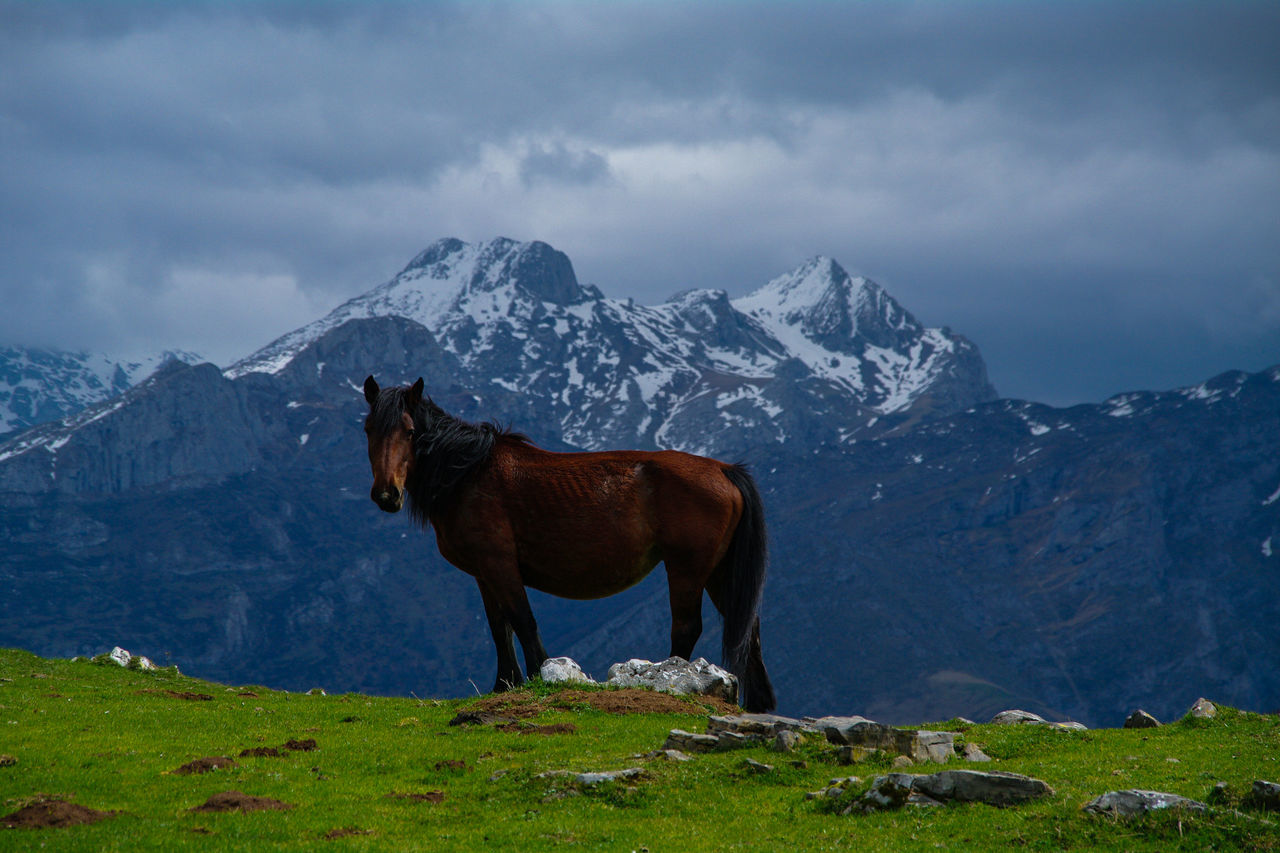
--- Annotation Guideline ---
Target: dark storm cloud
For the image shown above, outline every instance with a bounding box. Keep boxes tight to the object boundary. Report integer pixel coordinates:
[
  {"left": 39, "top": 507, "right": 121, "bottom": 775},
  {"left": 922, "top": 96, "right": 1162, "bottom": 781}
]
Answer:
[{"left": 1, "top": 1, "right": 1276, "bottom": 403}]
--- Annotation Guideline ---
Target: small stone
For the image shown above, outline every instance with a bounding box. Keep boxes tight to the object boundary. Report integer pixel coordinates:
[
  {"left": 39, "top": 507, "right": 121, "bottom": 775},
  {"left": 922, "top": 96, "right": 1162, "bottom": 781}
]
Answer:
[
  {"left": 540, "top": 657, "right": 595, "bottom": 685},
  {"left": 743, "top": 758, "right": 774, "bottom": 774},
  {"left": 108, "top": 647, "right": 131, "bottom": 667},
  {"left": 1248, "top": 780, "right": 1280, "bottom": 811},
  {"left": 1054, "top": 721, "right": 1089, "bottom": 731},
  {"left": 571, "top": 768, "right": 645, "bottom": 787},
  {"left": 1123, "top": 710, "right": 1161, "bottom": 729},
  {"left": 1188, "top": 698, "right": 1217, "bottom": 719},
  {"left": 913, "top": 770, "right": 1054, "bottom": 806},
  {"left": 647, "top": 749, "right": 693, "bottom": 762},
  {"left": 128, "top": 656, "right": 158, "bottom": 672},
  {"left": 898, "top": 730, "right": 956, "bottom": 763},
  {"left": 773, "top": 730, "right": 802, "bottom": 752},
  {"left": 663, "top": 730, "right": 719, "bottom": 754},
  {"left": 1206, "top": 782, "right": 1232, "bottom": 804},
  {"left": 815, "top": 715, "right": 897, "bottom": 748},
  {"left": 838, "top": 746, "right": 881, "bottom": 764},
  {"left": 961, "top": 743, "right": 992, "bottom": 762},
  {"left": 708, "top": 713, "right": 817, "bottom": 737},
  {"left": 0, "top": 755, "right": 16, "bottom": 767},
  {"left": 892, "top": 755, "right": 915, "bottom": 768},
  {"left": 990, "top": 709, "right": 1046, "bottom": 725},
  {"left": 1083, "top": 789, "right": 1208, "bottom": 817},
  {"left": 307, "top": 688, "right": 326, "bottom": 696},
  {"left": 715, "top": 731, "right": 751, "bottom": 751},
  {"left": 989, "top": 709, "right": 1086, "bottom": 730}
]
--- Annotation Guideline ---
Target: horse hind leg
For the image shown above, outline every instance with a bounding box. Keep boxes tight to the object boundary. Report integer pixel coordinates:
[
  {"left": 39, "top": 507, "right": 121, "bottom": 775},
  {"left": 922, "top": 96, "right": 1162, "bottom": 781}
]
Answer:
[
  {"left": 706, "top": 577, "right": 776, "bottom": 713},
  {"left": 665, "top": 572, "right": 705, "bottom": 661}
]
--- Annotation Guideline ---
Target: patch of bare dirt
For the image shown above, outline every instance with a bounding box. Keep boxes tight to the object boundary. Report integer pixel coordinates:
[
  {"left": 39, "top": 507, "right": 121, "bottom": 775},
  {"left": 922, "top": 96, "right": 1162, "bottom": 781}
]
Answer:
[
  {"left": 325, "top": 827, "right": 375, "bottom": 839},
  {"left": 189, "top": 791, "right": 294, "bottom": 813},
  {"left": 386, "top": 791, "right": 445, "bottom": 803},
  {"left": 239, "top": 747, "right": 283, "bottom": 758},
  {"left": 469, "top": 688, "right": 737, "bottom": 717},
  {"left": 434, "top": 759, "right": 467, "bottom": 771},
  {"left": 496, "top": 721, "right": 578, "bottom": 735},
  {"left": 173, "top": 756, "right": 237, "bottom": 775},
  {"left": 283, "top": 738, "right": 318, "bottom": 752},
  {"left": 237, "top": 691, "right": 258, "bottom": 698},
  {"left": 136, "top": 689, "right": 214, "bottom": 701},
  {"left": 3, "top": 798, "right": 114, "bottom": 828}
]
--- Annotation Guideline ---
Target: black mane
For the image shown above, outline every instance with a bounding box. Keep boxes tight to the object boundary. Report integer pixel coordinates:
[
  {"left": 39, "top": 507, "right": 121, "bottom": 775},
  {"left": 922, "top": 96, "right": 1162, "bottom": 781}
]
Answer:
[{"left": 369, "top": 386, "right": 527, "bottom": 527}]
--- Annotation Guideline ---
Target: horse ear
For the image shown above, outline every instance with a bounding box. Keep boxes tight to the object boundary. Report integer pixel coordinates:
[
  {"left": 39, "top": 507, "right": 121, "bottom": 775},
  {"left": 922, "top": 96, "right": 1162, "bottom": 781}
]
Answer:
[
  {"left": 363, "top": 375, "right": 380, "bottom": 407},
  {"left": 408, "top": 377, "right": 425, "bottom": 405}
]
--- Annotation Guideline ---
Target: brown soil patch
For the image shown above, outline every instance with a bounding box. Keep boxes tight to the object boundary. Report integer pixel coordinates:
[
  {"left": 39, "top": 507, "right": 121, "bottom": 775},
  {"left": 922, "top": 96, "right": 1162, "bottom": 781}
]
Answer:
[
  {"left": 173, "top": 756, "right": 237, "bottom": 775},
  {"left": 137, "top": 689, "right": 213, "bottom": 701},
  {"left": 0, "top": 755, "right": 16, "bottom": 767},
  {"left": 469, "top": 687, "right": 737, "bottom": 718},
  {"left": 189, "top": 791, "right": 294, "bottom": 813},
  {"left": 325, "top": 827, "right": 375, "bottom": 839},
  {"left": 283, "top": 738, "right": 318, "bottom": 752},
  {"left": 3, "top": 799, "right": 114, "bottom": 828},
  {"left": 434, "top": 759, "right": 467, "bottom": 771},
  {"left": 496, "top": 721, "right": 578, "bottom": 735},
  {"left": 237, "top": 691, "right": 258, "bottom": 697},
  {"left": 387, "top": 791, "right": 445, "bottom": 803},
  {"left": 239, "top": 747, "right": 283, "bottom": 758}
]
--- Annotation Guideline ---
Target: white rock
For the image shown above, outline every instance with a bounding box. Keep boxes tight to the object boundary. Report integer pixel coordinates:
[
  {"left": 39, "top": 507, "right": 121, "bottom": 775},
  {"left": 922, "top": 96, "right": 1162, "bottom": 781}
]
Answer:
[
  {"left": 540, "top": 657, "right": 595, "bottom": 684},
  {"left": 108, "top": 647, "right": 132, "bottom": 667},
  {"left": 606, "top": 656, "right": 737, "bottom": 702}
]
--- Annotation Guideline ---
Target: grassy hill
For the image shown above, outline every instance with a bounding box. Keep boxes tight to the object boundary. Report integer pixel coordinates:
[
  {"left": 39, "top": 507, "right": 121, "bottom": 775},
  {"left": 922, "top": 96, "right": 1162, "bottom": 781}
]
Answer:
[{"left": 1, "top": 648, "right": 1276, "bottom": 850}]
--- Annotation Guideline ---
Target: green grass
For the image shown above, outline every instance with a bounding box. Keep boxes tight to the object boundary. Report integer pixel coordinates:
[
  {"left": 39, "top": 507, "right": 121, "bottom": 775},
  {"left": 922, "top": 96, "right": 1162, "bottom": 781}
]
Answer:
[{"left": 1, "top": 648, "right": 1278, "bottom": 850}]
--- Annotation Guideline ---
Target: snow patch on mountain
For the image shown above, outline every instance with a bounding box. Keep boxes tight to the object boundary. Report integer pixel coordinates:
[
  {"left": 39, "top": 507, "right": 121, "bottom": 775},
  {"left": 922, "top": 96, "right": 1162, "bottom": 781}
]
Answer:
[{"left": 0, "top": 347, "right": 202, "bottom": 439}]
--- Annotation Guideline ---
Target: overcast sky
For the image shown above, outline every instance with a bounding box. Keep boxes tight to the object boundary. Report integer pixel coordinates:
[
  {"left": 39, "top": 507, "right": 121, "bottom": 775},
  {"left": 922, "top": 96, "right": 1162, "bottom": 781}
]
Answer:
[{"left": 2, "top": 1, "right": 1276, "bottom": 405}]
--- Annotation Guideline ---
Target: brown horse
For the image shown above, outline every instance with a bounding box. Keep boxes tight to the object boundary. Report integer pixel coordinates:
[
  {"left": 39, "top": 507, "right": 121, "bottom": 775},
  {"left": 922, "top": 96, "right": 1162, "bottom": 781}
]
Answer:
[{"left": 362, "top": 375, "right": 775, "bottom": 712}]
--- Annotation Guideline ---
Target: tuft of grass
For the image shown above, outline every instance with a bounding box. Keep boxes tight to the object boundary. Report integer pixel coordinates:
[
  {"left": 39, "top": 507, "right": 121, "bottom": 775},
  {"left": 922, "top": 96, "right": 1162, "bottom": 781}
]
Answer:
[{"left": 1, "top": 647, "right": 1278, "bottom": 851}]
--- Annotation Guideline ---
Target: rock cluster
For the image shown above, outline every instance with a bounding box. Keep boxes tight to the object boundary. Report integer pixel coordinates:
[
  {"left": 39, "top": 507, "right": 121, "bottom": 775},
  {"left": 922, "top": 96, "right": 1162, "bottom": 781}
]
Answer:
[
  {"left": 605, "top": 657, "right": 737, "bottom": 702},
  {"left": 662, "top": 711, "right": 977, "bottom": 767},
  {"left": 91, "top": 646, "right": 158, "bottom": 672}
]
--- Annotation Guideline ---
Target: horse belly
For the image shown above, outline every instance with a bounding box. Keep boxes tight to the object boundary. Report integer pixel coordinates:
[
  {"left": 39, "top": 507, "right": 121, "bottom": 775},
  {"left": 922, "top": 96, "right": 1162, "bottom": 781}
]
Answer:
[{"left": 516, "top": 526, "right": 660, "bottom": 600}]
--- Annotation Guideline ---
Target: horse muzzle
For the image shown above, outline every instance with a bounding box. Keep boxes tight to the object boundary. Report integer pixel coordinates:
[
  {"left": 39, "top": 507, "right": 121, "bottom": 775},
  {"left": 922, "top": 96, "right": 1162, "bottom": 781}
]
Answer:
[{"left": 372, "top": 486, "right": 403, "bottom": 513}]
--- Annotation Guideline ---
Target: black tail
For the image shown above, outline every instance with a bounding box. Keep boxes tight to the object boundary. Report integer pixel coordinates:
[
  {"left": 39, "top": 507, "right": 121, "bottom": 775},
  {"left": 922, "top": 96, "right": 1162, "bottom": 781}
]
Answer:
[{"left": 717, "top": 464, "right": 776, "bottom": 712}]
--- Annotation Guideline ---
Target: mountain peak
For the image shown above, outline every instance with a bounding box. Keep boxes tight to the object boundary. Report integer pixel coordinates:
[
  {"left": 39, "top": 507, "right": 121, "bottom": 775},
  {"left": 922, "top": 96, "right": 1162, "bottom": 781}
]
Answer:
[
  {"left": 735, "top": 255, "right": 904, "bottom": 352},
  {"left": 397, "top": 237, "right": 581, "bottom": 306}
]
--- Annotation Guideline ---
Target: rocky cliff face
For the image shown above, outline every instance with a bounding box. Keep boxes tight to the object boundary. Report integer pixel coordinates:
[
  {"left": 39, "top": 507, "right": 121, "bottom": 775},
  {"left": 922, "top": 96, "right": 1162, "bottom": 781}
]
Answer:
[{"left": 0, "top": 239, "right": 1274, "bottom": 727}]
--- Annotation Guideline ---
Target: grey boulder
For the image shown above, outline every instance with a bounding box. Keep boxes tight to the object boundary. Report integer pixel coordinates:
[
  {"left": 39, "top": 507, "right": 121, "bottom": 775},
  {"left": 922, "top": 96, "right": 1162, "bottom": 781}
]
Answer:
[
  {"left": 1083, "top": 789, "right": 1208, "bottom": 817},
  {"left": 606, "top": 656, "right": 737, "bottom": 702}
]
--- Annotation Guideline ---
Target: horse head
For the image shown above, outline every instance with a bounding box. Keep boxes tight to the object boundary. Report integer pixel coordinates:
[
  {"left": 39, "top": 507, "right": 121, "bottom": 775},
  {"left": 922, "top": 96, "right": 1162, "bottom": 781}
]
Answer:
[{"left": 363, "top": 375, "right": 424, "bottom": 513}]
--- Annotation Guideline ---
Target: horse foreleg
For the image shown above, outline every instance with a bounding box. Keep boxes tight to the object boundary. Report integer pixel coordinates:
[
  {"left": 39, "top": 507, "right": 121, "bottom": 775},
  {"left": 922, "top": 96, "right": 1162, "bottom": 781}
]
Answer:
[
  {"left": 478, "top": 566, "right": 550, "bottom": 684},
  {"left": 477, "top": 581, "right": 523, "bottom": 693}
]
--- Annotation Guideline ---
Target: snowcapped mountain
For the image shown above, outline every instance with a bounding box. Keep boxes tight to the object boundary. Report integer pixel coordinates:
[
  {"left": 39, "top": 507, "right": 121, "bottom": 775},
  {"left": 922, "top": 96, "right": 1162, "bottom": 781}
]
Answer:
[
  {"left": 0, "top": 347, "right": 202, "bottom": 439},
  {"left": 1, "top": 235, "right": 1277, "bottom": 728},
  {"left": 228, "top": 237, "right": 995, "bottom": 455}
]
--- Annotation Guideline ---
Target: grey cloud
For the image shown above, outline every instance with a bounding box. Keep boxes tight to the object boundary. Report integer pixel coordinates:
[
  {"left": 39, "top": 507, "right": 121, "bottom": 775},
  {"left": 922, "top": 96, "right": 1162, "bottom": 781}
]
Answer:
[
  {"left": 519, "top": 143, "right": 611, "bottom": 187},
  {"left": 0, "top": 1, "right": 1276, "bottom": 403}
]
